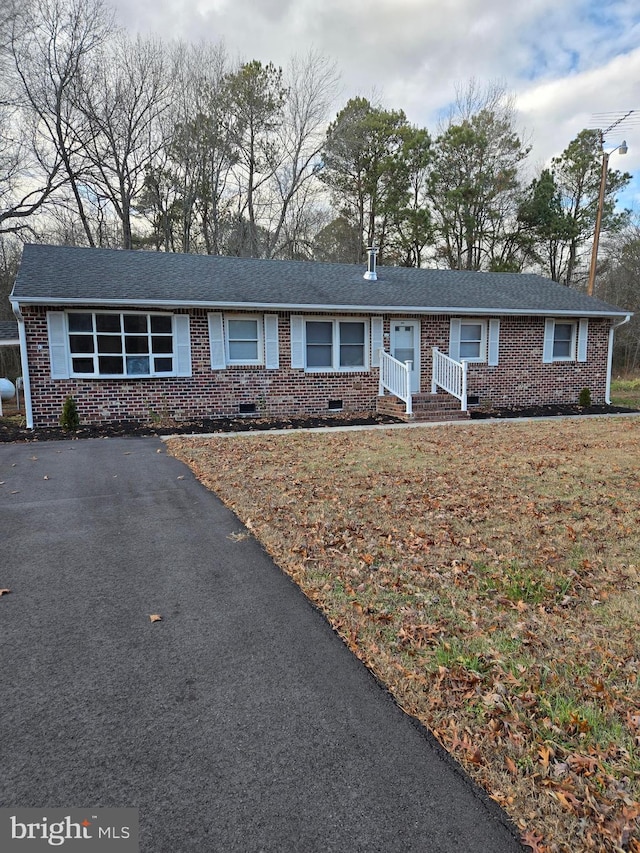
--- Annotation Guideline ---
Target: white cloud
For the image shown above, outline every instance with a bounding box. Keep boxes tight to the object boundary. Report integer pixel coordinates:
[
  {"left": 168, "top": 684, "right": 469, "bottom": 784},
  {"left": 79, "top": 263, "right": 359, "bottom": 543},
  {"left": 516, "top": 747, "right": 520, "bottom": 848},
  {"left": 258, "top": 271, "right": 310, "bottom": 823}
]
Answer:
[
  {"left": 108, "top": 0, "right": 639, "bottom": 210},
  {"left": 515, "top": 47, "right": 640, "bottom": 204}
]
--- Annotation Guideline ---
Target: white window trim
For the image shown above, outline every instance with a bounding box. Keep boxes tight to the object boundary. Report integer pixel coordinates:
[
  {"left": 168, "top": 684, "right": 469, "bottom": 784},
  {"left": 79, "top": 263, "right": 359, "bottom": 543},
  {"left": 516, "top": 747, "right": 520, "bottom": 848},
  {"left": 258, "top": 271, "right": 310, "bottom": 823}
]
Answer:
[
  {"left": 302, "top": 317, "right": 370, "bottom": 373},
  {"left": 224, "top": 314, "right": 264, "bottom": 366},
  {"left": 209, "top": 313, "right": 279, "bottom": 370},
  {"left": 450, "top": 318, "right": 488, "bottom": 363},
  {"left": 62, "top": 310, "right": 185, "bottom": 379},
  {"left": 544, "top": 318, "right": 578, "bottom": 363}
]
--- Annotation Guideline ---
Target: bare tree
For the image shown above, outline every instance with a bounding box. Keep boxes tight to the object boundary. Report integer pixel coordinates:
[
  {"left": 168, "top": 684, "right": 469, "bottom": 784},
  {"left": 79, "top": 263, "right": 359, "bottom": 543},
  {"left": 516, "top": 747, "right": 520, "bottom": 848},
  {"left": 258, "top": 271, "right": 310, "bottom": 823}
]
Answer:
[
  {"left": 7, "top": 0, "right": 115, "bottom": 244},
  {"left": 0, "top": 236, "right": 22, "bottom": 381},
  {"left": 79, "top": 34, "right": 173, "bottom": 248},
  {"left": 265, "top": 50, "right": 340, "bottom": 259},
  {"left": 170, "top": 41, "right": 238, "bottom": 254}
]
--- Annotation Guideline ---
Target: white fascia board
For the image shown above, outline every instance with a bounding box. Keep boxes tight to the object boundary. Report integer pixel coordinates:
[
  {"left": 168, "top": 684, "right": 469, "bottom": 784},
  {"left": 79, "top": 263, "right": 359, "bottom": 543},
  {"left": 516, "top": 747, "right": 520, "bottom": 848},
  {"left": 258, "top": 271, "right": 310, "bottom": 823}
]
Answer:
[{"left": 12, "top": 296, "right": 631, "bottom": 319}]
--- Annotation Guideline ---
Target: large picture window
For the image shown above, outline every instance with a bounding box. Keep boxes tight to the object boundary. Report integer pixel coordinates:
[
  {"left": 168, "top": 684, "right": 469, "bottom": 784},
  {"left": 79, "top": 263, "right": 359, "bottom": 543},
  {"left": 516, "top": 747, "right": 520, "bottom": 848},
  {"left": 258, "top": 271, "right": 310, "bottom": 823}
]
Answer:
[
  {"left": 305, "top": 319, "right": 367, "bottom": 371},
  {"left": 67, "top": 312, "right": 176, "bottom": 377}
]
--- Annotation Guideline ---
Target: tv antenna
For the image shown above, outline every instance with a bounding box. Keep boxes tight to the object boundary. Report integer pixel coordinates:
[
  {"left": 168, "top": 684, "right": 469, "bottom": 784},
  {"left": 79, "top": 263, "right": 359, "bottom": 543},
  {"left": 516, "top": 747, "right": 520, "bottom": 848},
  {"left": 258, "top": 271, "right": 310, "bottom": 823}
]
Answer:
[{"left": 590, "top": 109, "right": 639, "bottom": 144}]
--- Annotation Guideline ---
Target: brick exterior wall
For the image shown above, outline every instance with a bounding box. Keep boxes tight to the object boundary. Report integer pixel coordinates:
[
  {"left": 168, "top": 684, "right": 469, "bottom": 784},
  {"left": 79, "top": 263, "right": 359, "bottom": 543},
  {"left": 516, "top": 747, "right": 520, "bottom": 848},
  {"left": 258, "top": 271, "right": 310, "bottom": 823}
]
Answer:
[
  {"left": 417, "top": 314, "right": 611, "bottom": 407},
  {"left": 21, "top": 306, "right": 612, "bottom": 427}
]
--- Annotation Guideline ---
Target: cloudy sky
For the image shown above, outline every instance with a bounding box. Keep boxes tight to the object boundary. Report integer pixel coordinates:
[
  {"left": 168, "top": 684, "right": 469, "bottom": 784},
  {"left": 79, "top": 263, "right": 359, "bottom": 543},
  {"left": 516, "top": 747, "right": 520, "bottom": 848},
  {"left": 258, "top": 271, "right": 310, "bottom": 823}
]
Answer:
[{"left": 110, "top": 0, "right": 640, "bottom": 211}]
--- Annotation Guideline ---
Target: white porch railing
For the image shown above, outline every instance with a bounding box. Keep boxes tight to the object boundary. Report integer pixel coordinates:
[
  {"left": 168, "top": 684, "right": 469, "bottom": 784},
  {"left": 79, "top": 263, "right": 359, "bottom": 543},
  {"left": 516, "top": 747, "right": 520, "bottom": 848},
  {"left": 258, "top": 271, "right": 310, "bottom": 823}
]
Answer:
[
  {"left": 378, "top": 349, "right": 413, "bottom": 416},
  {"left": 431, "top": 347, "right": 468, "bottom": 411}
]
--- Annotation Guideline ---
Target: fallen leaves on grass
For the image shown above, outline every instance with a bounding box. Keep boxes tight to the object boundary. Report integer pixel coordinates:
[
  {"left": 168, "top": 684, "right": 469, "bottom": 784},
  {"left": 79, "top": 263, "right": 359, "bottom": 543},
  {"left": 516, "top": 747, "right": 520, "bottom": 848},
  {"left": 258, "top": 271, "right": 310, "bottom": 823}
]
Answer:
[
  {"left": 521, "top": 829, "right": 547, "bottom": 852},
  {"left": 168, "top": 418, "right": 640, "bottom": 852}
]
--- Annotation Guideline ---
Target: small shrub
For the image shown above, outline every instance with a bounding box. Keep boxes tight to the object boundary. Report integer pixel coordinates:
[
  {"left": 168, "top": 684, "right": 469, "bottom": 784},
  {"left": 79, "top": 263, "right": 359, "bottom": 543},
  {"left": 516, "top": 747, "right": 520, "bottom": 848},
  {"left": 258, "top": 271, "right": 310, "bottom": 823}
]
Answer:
[
  {"left": 578, "top": 387, "right": 592, "bottom": 407},
  {"left": 60, "top": 395, "right": 80, "bottom": 431}
]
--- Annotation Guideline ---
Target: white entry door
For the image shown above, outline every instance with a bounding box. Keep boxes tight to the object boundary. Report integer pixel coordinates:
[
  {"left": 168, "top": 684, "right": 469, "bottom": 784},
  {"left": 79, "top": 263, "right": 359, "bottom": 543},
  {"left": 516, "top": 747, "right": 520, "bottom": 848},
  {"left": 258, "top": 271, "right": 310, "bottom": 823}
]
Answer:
[{"left": 391, "top": 320, "right": 420, "bottom": 393}]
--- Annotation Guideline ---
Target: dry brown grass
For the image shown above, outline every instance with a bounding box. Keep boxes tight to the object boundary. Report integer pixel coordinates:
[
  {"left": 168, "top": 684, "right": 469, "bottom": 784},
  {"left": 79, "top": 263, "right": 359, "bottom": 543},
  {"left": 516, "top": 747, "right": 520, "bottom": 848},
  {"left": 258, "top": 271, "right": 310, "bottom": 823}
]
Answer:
[{"left": 167, "top": 417, "right": 640, "bottom": 853}]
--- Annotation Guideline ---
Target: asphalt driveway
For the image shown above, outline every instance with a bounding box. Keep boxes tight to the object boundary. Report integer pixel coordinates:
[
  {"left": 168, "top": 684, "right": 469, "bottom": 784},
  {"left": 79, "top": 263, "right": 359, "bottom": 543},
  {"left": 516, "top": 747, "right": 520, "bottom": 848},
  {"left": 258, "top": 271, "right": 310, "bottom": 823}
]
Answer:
[{"left": 0, "top": 437, "right": 524, "bottom": 852}]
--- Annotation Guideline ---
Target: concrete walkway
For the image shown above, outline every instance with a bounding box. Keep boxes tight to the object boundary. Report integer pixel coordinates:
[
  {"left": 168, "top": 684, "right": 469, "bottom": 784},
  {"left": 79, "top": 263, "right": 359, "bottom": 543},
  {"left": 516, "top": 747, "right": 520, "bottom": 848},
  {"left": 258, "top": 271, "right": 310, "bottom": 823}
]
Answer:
[{"left": 0, "top": 438, "right": 524, "bottom": 852}]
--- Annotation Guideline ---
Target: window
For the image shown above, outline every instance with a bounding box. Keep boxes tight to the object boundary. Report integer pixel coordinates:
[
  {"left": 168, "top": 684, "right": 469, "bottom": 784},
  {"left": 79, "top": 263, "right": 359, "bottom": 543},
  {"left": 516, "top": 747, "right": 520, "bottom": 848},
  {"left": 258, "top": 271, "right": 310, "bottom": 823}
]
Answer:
[
  {"left": 450, "top": 319, "right": 490, "bottom": 363},
  {"left": 304, "top": 319, "right": 367, "bottom": 371},
  {"left": 552, "top": 322, "right": 575, "bottom": 360},
  {"left": 67, "top": 312, "right": 177, "bottom": 377},
  {"left": 306, "top": 321, "right": 333, "bottom": 367},
  {"left": 543, "top": 319, "right": 585, "bottom": 363},
  {"left": 340, "top": 322, "right": 366, "bottom": 367},
  {"left": 459, "top": 322, "right": 485, "bottom": 361},
  {"left": 225, "top": 316, "right": 262, "bottom": 365},
  {"left": 209, "top": 313, "right": 279, "bottom": 370}
]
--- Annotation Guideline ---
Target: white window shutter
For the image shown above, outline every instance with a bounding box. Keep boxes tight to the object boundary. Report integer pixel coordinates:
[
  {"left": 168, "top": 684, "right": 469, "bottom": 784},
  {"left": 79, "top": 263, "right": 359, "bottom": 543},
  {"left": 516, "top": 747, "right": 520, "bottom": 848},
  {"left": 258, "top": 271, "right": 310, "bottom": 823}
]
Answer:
[
  {"left": 577, "top": 319, "right": 588, "bottom": 362},
  {"left": 290, "top": 315, "right": 304, "bottom": 368},
  {"left": 449, "top": 318, "right": 461, "bottom": 361},
  {"left": 174, "top": 315, "right": 192, "bottom": 376},
  {"left": 371, "top": 316, "right": 384, "bottom": 367},
  {"left": 208, "top": 312, "right": 225, "bottom": 370},
  {"left": 47, "top": 311, "right": 69, "bottom": 379},
  {"left": 543, "top": 318, "right": 555, "bottom": 363},
  {"left": 264, "top": 314, "right": 279, "bottom": 369},
  {"left": 488, "top": 319, "right": 500, "bottom": 366}
]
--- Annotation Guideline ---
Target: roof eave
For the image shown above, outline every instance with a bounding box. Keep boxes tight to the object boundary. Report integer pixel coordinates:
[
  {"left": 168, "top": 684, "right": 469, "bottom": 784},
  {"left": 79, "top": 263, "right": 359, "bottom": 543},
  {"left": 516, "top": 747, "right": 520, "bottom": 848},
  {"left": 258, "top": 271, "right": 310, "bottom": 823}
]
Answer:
[{"left": 10, "top": 296, "right": 630, "bottom": 319}]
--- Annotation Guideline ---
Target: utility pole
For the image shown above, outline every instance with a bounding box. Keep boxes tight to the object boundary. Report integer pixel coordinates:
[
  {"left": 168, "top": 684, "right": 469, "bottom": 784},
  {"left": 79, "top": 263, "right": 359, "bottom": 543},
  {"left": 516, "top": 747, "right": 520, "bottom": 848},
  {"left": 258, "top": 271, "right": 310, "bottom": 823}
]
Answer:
[{"left": 586, "top": 111, "right": 635, "bottom": 297}]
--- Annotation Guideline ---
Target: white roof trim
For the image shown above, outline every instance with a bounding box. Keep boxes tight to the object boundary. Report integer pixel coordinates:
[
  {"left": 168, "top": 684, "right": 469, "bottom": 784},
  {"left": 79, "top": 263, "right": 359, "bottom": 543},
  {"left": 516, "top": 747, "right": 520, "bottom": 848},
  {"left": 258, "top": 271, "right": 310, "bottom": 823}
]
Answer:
[{"left": 11, "top": 296, "right": 629, "bottom": 319}]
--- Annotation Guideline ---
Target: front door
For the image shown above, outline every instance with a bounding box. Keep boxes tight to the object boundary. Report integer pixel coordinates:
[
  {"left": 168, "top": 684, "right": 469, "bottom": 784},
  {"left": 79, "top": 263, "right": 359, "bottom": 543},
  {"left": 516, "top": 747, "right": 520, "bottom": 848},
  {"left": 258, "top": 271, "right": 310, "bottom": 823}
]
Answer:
[{"left": 391, "top": 320, "right": 420, "bottom": 393}]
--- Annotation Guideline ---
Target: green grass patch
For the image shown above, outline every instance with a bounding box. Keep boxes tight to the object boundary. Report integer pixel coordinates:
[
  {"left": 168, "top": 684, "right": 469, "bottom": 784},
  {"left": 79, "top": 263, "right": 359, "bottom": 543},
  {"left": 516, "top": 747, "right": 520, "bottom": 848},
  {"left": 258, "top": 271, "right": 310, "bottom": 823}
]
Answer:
[{"left": 610, "top": 375, "right": 640, "bottom": 407}]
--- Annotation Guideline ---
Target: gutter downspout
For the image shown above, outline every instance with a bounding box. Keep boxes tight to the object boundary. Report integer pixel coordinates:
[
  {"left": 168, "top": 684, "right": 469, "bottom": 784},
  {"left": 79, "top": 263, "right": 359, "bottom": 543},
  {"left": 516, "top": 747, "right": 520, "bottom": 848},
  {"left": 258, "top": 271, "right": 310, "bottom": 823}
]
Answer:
[
  {"left": 11, "top": 300, "right": 33, "bottom": 429},
  {"left": 605, "top": 314, "right": 631, "bottom": 404}
]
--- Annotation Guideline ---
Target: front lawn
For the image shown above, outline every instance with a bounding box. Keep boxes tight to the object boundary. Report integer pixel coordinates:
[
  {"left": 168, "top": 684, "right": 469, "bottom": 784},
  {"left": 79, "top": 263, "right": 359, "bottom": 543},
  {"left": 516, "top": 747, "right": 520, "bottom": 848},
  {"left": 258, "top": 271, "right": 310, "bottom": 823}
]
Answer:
[{"left": 167, "top": 417, "right": 640, "bottom": 853}]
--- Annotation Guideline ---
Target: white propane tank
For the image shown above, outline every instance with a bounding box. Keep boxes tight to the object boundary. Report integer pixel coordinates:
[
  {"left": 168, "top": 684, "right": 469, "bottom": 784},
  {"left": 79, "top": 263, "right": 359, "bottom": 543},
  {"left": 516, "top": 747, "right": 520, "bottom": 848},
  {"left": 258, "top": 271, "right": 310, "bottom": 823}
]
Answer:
[{"left": 0, "top": 378, "right": 16, "bottom": 400}]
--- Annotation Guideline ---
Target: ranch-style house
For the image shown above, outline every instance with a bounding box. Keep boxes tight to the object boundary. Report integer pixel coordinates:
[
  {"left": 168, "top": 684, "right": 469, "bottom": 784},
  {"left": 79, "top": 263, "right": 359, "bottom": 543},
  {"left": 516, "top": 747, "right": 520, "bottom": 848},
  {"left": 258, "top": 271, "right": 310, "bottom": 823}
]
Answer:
[{"left": 8, "top": 243, "right": 631, "bottom": 429}]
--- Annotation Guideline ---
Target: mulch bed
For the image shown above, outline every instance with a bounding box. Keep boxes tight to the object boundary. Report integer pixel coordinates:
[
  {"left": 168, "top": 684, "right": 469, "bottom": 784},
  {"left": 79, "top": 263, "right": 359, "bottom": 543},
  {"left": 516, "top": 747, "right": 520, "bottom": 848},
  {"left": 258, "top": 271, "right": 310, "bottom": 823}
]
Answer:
[
  {"left": 468, "top": 403, "right": 639, "bottom": 419},
  {"left": 1, "top": 404, "right": 638, "bottom": 443},
  {"left": 0, "top": 411, "right": 401, "bottom": 443}
]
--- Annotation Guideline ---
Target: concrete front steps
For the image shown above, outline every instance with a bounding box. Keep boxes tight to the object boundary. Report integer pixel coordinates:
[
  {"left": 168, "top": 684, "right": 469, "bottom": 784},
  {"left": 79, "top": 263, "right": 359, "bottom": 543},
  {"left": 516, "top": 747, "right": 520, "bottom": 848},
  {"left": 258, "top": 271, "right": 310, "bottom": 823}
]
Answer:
[{"left": 376, "top": 391, "right": 470, "bottom": 423}]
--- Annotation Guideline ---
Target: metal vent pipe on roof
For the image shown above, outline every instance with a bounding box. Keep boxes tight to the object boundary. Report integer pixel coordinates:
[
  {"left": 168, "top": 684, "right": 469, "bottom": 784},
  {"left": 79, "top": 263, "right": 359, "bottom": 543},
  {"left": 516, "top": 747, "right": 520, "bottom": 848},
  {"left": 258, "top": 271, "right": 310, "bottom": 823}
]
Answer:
[{"left": 363, "top": 247, "right": 378, "bottom": 281}]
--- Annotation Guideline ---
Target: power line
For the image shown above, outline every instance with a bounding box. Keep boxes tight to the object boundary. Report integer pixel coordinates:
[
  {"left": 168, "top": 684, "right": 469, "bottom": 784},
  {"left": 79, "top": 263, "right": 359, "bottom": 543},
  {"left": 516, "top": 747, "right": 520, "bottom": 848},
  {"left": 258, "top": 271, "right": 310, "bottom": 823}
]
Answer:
[{"left": 589, "top": 110, "right": 639, "bottom": 142}]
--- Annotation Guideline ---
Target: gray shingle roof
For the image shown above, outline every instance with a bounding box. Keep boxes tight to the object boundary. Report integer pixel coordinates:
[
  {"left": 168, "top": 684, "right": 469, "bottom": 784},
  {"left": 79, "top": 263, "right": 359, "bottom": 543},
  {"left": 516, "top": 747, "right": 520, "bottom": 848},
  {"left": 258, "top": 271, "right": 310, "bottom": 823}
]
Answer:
[
  {"left": 11, "top": 243, "right": 629, "bottom": 317},
  {"left": 0, "top": 320, "right": 19, "bottom": 343}
]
